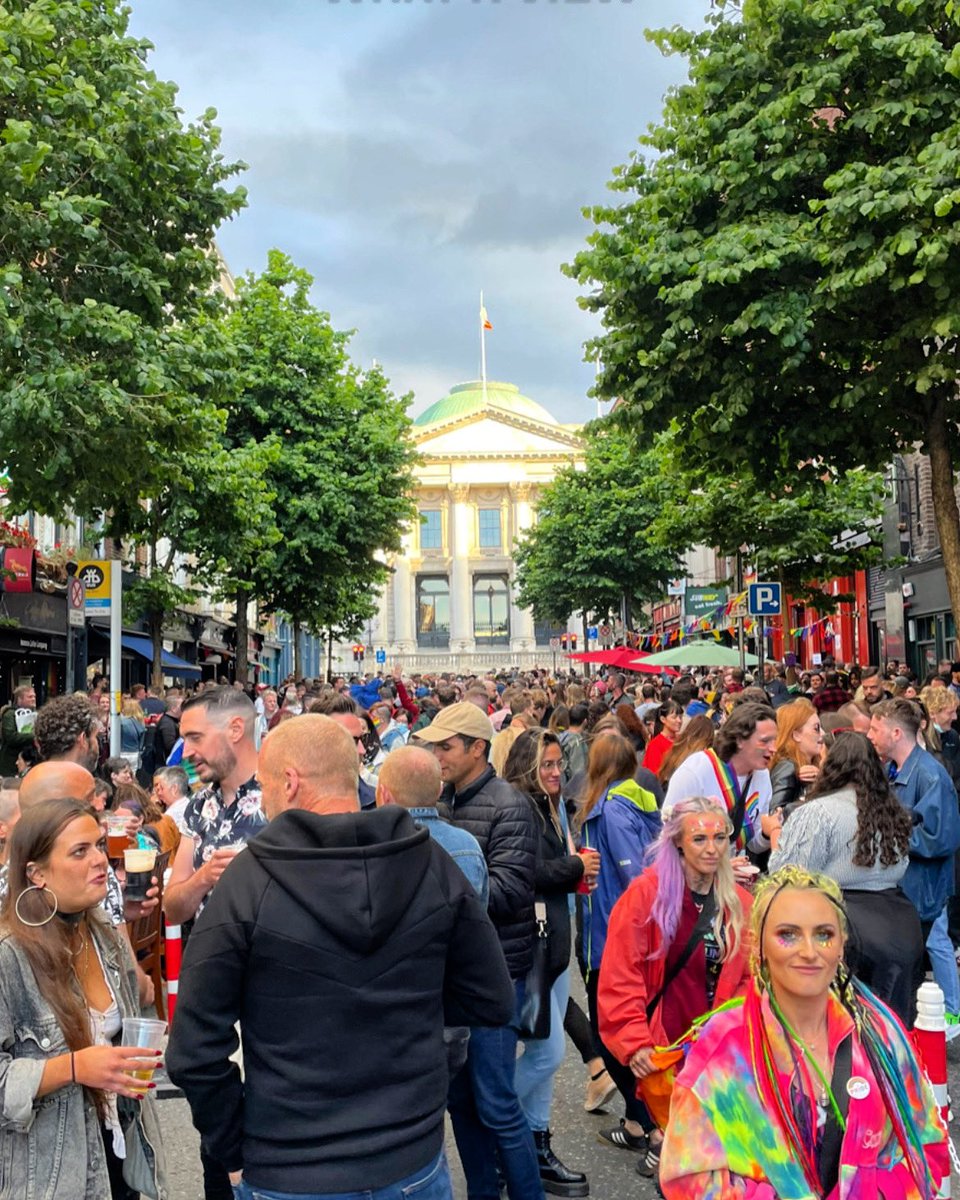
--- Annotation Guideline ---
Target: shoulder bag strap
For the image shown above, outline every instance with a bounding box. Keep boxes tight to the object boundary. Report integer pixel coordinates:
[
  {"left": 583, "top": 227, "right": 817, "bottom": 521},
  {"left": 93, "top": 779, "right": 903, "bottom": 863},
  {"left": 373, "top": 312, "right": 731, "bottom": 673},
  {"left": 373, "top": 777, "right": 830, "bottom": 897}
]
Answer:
[{"left": 645, "top": 890, "right": 717, "bottom": 1021}]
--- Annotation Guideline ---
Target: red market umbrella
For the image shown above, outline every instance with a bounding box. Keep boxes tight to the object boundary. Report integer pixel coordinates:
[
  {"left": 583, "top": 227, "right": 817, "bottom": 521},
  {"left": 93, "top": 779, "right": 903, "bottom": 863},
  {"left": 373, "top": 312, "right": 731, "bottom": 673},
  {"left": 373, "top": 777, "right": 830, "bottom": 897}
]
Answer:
[{"left": 567, "top": 648, "right": 679, "bottom": 676}]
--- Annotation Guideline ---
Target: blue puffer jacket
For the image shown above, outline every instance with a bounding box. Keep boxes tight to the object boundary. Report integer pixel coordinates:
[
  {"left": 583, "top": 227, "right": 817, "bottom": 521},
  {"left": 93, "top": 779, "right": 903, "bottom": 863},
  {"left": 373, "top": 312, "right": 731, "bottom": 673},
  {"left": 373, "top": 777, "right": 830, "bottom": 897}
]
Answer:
[
  {"left": 580, "top": 778, "right": 661, "bottom": 971},
  {"left": 892, "top": 745, "right": 960, "bottom": 921}
]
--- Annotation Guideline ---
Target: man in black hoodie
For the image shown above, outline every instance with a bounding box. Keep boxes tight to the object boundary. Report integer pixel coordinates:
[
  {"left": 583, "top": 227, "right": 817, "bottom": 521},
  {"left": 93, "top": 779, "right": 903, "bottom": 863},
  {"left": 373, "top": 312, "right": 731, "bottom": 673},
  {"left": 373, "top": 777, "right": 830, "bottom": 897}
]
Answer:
[{"left": 167, "top": 714, "right": 514, "bottom": 1200}]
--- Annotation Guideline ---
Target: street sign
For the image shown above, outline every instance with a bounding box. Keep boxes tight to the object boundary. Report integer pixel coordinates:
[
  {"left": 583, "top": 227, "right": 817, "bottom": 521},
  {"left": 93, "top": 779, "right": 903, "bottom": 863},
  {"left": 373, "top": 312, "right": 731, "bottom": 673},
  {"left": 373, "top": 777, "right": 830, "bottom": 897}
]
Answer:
[
  {"left": 748, "top": 582, "right": 782, "bottom": 616},
  {"left": 549, "top": 637, "right": 560, "bottom": 650},
  {"left": 78, "top": 560, "right": 111, "bottom": 612},
  {"left": 587, "top": 626, "right": 599, "bottom": 642},
  {"left": 375, "top": 649, "right": 386, "bottom": 664},
  {"left": 68, "top": 577, "right": 85, "bottom": 628}
]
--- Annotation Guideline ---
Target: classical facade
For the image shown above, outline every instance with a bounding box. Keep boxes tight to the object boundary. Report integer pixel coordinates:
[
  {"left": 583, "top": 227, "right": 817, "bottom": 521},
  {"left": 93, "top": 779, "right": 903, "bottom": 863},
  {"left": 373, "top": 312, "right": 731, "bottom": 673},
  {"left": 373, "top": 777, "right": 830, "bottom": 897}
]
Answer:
[{"left": 361, "top": 379, "right": 584, "bottom": 673}]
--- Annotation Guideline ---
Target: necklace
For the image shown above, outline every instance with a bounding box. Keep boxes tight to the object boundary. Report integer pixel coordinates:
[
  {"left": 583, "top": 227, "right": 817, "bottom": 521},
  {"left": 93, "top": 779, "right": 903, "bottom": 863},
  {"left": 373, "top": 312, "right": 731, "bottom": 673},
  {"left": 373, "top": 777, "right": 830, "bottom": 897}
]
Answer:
[{"left": 797, "top": 1026, "right": 830, "bottom": 1105}]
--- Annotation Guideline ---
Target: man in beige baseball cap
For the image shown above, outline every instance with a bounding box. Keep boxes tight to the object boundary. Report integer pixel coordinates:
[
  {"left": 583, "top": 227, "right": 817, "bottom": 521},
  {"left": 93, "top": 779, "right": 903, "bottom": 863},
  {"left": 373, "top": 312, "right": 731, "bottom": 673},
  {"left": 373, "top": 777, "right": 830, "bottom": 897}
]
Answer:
[
  {"left": 413, "top": 701, "right": 495, "bottom": 749},
  {"left": 414, "top": 701, "right": 543, "bottom": 1200}
]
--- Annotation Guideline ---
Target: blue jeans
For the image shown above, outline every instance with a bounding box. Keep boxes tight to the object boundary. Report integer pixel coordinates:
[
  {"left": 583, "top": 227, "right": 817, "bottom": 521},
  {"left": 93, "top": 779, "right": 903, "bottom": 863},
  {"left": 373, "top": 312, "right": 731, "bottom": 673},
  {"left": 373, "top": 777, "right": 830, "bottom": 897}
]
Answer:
[
  {"left": 231, "top": 1149, "right": 452, "bottom": 1200},
  {"left": 515, "top": 968, "right": 570, "bottom": 1131},
  {"left": 926, "top": 908, "right": 960, "bottom": 1014},
  {"left": 447, "top": 980, "right": 544, "bottom": 1200}
]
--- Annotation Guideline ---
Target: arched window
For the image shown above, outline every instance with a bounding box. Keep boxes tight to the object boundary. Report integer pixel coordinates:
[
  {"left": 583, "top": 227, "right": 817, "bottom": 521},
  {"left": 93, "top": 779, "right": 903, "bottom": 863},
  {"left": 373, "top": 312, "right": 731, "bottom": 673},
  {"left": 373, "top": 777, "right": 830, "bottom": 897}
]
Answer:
[
  {"left": 473, "top": 574, "right": 510, "bottom": 646},
  {"left": 416, "top": 576, "right": 450, "bottom": 648}
]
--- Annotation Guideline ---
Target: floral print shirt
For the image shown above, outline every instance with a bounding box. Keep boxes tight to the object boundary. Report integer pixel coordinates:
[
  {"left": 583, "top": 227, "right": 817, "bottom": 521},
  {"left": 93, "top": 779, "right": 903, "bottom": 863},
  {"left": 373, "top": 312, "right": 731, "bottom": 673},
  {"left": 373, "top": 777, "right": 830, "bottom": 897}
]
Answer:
[{"left": 182, "top": 776, "right": 265, "bottom": 915}]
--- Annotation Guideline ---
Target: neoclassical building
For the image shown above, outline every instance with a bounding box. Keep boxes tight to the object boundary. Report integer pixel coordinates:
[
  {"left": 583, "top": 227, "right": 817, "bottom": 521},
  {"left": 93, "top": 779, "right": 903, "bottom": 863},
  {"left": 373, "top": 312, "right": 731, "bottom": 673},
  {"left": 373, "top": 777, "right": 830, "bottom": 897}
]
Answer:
[{"left": 363, "top": 379, "right": 584, "bottom": 673}]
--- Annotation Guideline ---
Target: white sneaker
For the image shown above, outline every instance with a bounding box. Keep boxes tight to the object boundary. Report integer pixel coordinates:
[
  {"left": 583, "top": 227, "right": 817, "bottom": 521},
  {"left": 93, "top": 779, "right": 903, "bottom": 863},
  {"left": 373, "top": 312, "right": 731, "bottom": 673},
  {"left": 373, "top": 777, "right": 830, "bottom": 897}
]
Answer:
[{"left": 945, "top": 1014, "right": 960, "bottom": 1042}]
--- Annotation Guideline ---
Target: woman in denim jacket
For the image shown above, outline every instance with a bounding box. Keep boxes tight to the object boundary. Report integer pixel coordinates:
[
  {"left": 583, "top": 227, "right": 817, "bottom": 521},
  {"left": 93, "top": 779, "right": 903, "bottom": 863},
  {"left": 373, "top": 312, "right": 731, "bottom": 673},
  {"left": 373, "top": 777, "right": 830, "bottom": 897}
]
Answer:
[{"left": 0, "top": 797, "right": 168, "bottom": 1199}]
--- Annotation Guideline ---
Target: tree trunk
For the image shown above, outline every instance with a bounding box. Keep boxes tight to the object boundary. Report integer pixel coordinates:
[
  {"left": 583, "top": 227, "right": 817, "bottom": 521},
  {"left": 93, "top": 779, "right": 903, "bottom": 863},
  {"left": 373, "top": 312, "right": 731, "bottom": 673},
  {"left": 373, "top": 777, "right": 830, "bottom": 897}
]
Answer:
[
  {"left": 150, "top": 610, "right": 164, "bottom": 690},
  {"left": 926, "top": 395, "right": 960, "bottom": 637},
  {"left": 582, "top": 612, "right": 591, "bottom": 677},
  {"left": 326, "top": 628, "right": 334, "bottom": 684},
  {"left": 148, "top": 535, "right": 163, "bottom": 690},
  {"left": 293, "top": 616, "right": 302, "bottom": 679},
  {"left": 235, "top": 586, "right": 250, "bottom": 685}
]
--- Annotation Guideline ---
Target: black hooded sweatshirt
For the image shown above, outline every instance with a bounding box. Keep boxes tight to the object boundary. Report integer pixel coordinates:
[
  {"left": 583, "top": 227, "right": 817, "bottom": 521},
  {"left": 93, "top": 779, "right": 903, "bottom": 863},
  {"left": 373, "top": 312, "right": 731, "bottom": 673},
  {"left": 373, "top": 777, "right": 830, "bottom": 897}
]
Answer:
[{"left": 166, "top": 805, "right": 514, "bottom": 1193}]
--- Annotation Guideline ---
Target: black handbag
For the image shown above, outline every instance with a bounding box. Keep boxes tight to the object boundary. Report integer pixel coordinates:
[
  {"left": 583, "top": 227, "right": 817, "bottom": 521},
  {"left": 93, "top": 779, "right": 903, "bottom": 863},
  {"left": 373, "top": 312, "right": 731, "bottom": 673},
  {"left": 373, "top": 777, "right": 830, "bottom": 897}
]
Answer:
[{"left": 518, "top": 901, "right": 552, "bottom": 1040}]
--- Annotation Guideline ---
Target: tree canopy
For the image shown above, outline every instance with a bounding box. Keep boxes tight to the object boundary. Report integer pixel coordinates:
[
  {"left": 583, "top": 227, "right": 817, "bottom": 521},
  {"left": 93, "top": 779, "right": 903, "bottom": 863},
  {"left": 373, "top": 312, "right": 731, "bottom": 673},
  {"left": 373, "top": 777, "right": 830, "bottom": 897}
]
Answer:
[
  {"left": 648, "top": 427, "right": 885, "bottom": 606},
  {"left": 223, "top": 250, "right": 418, "bottom": 671},
  {"left": 0, "top": 0, "right": 245, "bottom": 518},
  {"left": 567, "top": 0, "right": 960, "bottom": 619},
  {"left": 514, "top": 422, "right": 682, "bottom": 626}
]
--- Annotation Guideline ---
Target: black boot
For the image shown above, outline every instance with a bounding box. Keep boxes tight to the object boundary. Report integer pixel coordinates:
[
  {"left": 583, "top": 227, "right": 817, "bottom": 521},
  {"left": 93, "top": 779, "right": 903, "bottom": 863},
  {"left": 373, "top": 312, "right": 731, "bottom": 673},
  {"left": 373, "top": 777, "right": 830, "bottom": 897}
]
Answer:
[{"left": 533, "top": 1129, "right": 589, "bottom": 1198}]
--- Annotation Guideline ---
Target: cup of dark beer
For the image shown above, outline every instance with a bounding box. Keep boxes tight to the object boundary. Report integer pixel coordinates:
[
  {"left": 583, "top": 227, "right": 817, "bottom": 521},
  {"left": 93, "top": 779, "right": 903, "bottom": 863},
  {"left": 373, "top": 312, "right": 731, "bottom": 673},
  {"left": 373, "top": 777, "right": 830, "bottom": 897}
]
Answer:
[{"left": 123, "top": 846, "right": 157, "bottom": 902}]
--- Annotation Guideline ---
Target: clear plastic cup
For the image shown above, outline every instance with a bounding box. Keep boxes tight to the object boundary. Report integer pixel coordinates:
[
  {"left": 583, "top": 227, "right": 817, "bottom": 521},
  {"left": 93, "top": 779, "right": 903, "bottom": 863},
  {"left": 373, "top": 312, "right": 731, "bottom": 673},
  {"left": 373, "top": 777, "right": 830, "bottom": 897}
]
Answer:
[{"left": 121, "top": 1017, "right": 167, "bottom": 1089}]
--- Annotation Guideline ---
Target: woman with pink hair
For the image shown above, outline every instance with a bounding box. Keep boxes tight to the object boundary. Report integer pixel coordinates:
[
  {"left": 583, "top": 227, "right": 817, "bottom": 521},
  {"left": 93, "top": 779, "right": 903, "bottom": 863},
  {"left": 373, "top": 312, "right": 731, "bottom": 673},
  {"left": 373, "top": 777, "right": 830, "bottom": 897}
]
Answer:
[{"left": 598, "top": 796, "right": 753, "bottom": 1178}]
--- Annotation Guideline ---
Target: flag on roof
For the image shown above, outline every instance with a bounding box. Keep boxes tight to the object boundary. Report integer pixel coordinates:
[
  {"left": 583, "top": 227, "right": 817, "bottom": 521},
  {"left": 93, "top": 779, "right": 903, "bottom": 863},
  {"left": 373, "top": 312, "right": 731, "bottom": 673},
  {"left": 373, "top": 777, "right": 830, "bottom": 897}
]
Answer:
[{"left": 480, "top": 305, "right": 492, "bottom": 331}]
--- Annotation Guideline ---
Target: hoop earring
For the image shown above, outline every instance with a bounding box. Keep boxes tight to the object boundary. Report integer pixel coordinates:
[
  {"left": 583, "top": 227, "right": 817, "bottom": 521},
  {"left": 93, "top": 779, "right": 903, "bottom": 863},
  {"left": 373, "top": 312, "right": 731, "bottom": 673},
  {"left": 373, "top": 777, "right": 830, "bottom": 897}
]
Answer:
[{"left": 14, "top": 884, "right": 58, "bottom": 927}]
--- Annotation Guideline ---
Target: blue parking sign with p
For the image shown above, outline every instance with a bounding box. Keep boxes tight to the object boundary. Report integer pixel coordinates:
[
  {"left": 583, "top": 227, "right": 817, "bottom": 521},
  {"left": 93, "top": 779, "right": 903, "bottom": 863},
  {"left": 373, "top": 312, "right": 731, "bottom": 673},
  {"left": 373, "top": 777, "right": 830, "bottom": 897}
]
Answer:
[
  {"left": 375, "top": 649, "right": 386, "bottom": 664},
  {"left": 748, "top": 583, "right": 782, "bottom": 616}
]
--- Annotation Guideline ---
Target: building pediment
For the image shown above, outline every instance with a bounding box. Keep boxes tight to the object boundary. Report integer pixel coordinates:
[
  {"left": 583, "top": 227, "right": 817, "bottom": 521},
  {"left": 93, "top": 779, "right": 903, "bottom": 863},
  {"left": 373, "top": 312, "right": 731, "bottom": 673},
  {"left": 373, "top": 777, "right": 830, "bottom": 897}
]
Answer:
[{"left": 414, "top": 408, "right": 582, "bottom": 458}]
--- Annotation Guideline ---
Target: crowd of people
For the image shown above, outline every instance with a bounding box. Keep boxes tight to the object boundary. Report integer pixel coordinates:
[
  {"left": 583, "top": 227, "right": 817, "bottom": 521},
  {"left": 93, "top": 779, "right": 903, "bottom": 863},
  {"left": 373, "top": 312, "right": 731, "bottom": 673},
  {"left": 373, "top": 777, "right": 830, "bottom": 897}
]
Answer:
[{"left": 0, "top": 652, "right": 955, "bottom": 1199}]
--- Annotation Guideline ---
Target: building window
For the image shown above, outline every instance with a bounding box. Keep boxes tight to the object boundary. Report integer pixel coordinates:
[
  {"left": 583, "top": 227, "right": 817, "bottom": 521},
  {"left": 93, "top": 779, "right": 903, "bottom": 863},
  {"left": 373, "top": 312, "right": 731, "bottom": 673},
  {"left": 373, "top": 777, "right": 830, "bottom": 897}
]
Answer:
[
  {"left": 473, "top": 574, "right": 510, "bottom": 645},
  {"left": 420, "top": 509, "right": 442, "bottom": 551},
  {"left": 478, "top": 508, "right": 501, "bottom": 550},
  {"left": 416, "top": 576, "right": 450, "bottom": 648}
]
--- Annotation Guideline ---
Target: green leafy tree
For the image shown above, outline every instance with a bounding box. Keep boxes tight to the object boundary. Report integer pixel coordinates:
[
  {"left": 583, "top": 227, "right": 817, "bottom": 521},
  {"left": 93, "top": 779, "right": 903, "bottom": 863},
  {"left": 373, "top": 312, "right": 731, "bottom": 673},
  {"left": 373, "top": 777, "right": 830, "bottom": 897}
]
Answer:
[
  {"left": 224, "top": 251, "right": 417, "bottom": 677},
  {"left": 514, "top": 422, "right": 683, "bottom": 633},
  {"left": 0, "top": 0, "right": 245, "bottom": 517},
  {"left": 115, "top": 438, "right": 279, "bottom": 688},
  {"left": 648, "top": 428, "right": 885, "bottom": 607},
  {"left": 567, "top": 0, "right": 960, "bottom": 625}
]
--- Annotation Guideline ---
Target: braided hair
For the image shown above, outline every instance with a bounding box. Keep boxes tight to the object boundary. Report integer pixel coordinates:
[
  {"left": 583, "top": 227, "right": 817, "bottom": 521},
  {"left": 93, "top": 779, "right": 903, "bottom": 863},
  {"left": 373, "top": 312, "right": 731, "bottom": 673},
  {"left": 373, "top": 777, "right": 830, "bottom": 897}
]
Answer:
[{"left": 746, "top": 867, "right": 936, "bottom": 1198}]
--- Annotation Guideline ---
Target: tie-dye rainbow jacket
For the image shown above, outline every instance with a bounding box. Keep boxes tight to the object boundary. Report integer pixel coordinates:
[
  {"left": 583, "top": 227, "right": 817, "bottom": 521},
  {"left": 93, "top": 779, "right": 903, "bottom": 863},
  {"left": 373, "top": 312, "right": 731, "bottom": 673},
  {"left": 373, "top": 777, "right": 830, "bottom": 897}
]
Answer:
[{"left": 660, "top": 993, "right": 947, "bottom": 1200}]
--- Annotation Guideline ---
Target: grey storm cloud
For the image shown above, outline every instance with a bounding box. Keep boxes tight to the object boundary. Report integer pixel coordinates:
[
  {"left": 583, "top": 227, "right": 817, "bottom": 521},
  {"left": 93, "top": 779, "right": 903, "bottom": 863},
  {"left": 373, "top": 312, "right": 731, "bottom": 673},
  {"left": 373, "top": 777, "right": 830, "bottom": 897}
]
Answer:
[{"left": 129, "top": 0, "right": 710, "bottom": 422}]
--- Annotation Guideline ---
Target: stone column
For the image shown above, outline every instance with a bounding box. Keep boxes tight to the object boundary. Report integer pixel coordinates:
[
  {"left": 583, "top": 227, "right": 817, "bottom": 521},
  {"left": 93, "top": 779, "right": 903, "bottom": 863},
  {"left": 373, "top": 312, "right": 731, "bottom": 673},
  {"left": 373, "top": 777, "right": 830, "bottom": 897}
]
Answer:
[
  {"left": 391, "top": 529, "right": 416, "bottom": 654},
  {"left": 510, "top": 483, "right": 537, "bottom": 652},
  {"left": 449, "top": 485, "right": 475, "bottom": 654}
]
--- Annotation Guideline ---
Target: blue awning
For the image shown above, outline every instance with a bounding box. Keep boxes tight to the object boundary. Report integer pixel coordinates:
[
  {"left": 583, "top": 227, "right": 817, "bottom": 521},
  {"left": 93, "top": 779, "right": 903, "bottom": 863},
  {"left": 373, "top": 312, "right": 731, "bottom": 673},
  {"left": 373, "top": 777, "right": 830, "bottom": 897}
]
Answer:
[{"left": 120, "top": 634, "right": 202, "bottom": 678}]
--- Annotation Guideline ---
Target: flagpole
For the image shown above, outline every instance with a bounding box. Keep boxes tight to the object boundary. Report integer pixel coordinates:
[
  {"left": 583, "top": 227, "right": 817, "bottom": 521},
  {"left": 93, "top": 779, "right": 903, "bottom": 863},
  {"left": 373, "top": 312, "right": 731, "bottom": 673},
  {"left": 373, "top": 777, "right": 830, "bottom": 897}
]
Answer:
[{"left": 480, "top": 289, "right": 488, "bottom": 405}]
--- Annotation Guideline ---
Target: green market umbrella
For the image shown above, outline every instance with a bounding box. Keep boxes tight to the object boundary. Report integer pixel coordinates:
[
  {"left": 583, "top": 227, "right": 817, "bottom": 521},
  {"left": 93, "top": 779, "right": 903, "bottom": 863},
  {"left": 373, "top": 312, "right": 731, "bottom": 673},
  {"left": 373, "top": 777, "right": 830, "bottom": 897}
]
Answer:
[{"left": 629, "top": 642, "right": 760, "bottom": 669}]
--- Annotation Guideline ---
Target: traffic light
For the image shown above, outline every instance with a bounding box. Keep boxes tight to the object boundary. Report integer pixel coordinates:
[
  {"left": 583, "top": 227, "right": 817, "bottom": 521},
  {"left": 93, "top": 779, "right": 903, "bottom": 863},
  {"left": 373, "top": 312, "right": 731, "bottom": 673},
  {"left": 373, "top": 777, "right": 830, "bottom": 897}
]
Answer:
[
  {"left": 352, "top": 644, "right": 365, "bottom": 663},
  {"left": 560, "top": 633, "right": 568, "bottom": 649},
  {"left": 570, "top": 633, "right": 578, "bottom": 650}
]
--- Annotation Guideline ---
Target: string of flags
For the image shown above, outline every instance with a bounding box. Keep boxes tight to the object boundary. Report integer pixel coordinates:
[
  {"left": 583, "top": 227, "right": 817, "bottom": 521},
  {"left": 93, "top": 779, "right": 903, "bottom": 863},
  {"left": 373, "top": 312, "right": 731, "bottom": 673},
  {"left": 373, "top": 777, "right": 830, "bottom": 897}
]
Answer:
[{"left": 633, "top": 612, "right": 839, "bottom": 651}]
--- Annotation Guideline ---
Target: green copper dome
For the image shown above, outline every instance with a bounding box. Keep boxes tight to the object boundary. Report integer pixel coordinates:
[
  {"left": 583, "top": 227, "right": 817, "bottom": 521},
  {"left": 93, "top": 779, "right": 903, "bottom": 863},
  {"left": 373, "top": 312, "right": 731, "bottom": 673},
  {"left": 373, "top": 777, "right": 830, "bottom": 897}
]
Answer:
[{"left": 414, "top": 381, "right": 558, "bottom": 427}]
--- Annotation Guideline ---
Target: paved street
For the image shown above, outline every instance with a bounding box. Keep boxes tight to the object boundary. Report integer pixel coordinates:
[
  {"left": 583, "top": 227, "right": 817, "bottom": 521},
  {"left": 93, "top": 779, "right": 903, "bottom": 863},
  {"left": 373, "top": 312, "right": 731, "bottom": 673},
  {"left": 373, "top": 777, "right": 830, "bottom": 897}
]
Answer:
[{"left": 155, "top": 970, "right": 960, "bottom": 1200}]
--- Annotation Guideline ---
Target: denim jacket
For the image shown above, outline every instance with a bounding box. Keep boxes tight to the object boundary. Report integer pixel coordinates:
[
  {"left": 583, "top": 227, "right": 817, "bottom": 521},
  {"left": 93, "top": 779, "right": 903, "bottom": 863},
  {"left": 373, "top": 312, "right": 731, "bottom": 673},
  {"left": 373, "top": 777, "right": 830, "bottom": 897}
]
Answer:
[
  {"left": 0, "top": 913, "right": 168, "bottom": 1200},
  {"left": 893, "top": 745, "right": 960, "bottom": 922},
  {"left": 409, "top": 808, "right": 489, "bottom": 906}
]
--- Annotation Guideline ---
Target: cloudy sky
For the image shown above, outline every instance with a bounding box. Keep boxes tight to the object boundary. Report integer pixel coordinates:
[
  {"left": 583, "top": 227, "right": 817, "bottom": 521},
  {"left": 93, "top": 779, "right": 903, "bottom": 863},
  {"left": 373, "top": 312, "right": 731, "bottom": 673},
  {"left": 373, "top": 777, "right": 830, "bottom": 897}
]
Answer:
[{"left": 128, "top": 0, "right": 709, "bottom": 424}]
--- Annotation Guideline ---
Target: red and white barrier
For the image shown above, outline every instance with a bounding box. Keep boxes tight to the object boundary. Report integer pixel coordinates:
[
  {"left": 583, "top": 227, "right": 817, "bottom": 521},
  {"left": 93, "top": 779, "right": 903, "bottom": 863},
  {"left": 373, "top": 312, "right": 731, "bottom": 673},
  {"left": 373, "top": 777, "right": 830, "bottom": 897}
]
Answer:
[
  {"left": 913, "top": 981, "right": 952, "bottom": 1199},
  {"left": 164, "top": 918, "right": 182, "bottom": 1023}
]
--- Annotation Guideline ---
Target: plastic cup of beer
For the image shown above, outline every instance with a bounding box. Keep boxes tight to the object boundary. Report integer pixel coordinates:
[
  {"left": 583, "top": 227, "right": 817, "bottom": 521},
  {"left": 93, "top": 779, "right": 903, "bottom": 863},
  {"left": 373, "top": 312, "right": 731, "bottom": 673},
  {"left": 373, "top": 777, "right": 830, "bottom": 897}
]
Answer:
[
  {"left": 121, "top": 1017, "right": 166, "bottom": 1091},
  {"left": 106, "top": 814, "right": 130, "bottom": 860},
  {"left": 123, "top": 846, "right": 157, "bottom": 903}
]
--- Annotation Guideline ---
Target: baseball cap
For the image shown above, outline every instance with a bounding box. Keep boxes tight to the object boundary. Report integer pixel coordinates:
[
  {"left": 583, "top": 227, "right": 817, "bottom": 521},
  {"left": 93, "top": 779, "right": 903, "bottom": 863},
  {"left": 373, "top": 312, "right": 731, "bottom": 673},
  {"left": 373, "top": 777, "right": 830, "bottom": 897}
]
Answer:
[{"left": 415, "top": 701, "right": 494, "bottom": 744}]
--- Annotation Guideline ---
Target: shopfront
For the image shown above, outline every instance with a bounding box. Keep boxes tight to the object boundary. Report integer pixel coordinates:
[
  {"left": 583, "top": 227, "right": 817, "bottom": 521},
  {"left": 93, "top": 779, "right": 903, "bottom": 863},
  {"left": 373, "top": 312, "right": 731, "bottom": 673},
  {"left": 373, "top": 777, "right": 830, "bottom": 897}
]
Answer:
[{"left": 0, "top": 592, "right": 68, "bottom": 703}]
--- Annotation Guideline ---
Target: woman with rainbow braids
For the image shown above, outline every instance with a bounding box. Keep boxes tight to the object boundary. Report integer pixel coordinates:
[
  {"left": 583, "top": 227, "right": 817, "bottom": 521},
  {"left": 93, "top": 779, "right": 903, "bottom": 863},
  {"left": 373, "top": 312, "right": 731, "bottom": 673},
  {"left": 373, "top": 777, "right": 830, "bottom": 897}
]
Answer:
[
  {"left": 598, "top": 796, "right": 753, "bottom": 1179},
  {"left": 659, "top": 866, "right": 947, "bottom": 1199}
]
